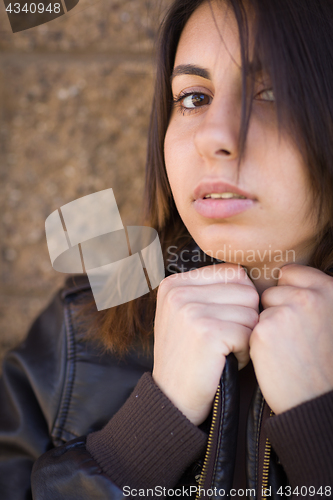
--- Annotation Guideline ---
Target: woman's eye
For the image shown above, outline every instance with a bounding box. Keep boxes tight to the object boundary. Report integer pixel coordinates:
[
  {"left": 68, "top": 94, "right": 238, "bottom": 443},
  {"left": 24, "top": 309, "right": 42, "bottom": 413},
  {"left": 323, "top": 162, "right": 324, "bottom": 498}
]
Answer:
[
  {"left": 173, "top": 92, "right": 212, "bottom": 114},
  {"left": 255, "top": 88, "right": 275, "bottom": 102},
  {"left": 182, "top": 93, "right": 211, "bottom": 108}
]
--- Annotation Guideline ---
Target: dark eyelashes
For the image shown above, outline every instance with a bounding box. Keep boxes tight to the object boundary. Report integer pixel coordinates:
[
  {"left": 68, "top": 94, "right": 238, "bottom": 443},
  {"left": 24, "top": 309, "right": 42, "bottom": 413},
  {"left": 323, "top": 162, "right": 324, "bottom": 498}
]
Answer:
[
  {"left": 173, "top": 91, "right": 193, "bottom": 104},
  {"left": 172, "top": 90, "right": 209, "bottom": 104},
  {"left": 171, "top": 88, "right": 275, "bottom": 115}
]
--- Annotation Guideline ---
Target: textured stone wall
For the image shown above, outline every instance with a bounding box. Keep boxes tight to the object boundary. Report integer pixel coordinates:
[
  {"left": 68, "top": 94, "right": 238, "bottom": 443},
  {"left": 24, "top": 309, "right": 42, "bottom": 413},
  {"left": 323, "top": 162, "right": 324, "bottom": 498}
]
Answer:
[{"left": 0, "top": 0, "right": 171, "bottom": 367}]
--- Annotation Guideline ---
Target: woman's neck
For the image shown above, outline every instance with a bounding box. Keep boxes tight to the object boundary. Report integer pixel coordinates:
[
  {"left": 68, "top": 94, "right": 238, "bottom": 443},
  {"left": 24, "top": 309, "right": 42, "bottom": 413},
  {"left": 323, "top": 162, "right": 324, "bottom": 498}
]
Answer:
[{"left": 243, "top": 252, "right": 313, "bottom": 297}]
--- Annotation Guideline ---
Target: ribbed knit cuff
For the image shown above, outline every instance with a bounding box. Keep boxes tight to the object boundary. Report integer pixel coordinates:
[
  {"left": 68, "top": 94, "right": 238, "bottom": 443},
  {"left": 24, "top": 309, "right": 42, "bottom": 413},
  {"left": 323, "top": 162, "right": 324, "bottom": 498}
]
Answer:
[
  {"left": 86, "top": 372, "right": 208, "bottom": 490},
  {"left": 265, "top": 390, "right": 333, "bottom": 488}
]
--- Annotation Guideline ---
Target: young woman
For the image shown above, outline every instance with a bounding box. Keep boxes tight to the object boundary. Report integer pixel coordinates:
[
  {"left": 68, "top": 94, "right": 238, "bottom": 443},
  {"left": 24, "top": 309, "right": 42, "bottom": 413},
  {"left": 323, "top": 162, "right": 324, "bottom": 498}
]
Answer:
[{"left": 1, "top": 0, "right": 332, "bottom": 498}]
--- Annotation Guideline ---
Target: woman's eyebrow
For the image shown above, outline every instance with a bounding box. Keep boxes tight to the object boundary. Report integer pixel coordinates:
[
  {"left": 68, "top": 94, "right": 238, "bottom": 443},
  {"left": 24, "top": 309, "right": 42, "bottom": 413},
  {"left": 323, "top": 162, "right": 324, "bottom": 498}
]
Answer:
[
  {"left": 170, "top": 64, "right": 211, "bottom": 83},
  {"left": 170, "top": 61, "right": 264, "bottom": 84}
]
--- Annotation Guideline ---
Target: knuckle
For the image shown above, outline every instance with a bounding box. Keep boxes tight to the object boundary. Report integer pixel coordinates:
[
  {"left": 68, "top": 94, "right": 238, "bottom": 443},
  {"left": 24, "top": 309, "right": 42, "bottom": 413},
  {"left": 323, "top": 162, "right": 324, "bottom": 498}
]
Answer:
[
  {"left": 189, "top": 319, "right": 210, "bottom": 344},
  {"left": 248, "top": 308, "right": 260, "bottom": 327},
  {"left": 251, "top": 311, "right": 274, "bottom": 341},
  {"left": 293, "top": 287, "right": 317, "bottom": 309},
  {"left": 180, "top": 301, "right": 201, "bottom": 320},
  {"left": 246, "top": 286, "right": 260, "bottom": 308},
  {"left": 157, "top": 275, "right": 174, "bottom": 295},
  {"left": 280, "top": 263, "right": 297, "bottom": 275},
  {"left": 165, "top": 285, "right": 188, "bottom": 307},
  {"left": 275, "top": 305, "right": 294, "bottom": 323}
]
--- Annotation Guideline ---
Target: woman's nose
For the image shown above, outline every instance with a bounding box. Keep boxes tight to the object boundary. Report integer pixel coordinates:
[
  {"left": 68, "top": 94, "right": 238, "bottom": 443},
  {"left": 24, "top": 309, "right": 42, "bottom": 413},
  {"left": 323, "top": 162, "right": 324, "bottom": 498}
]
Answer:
[{"left": 194, "top": 93, "right": 241, "bottom": 163}]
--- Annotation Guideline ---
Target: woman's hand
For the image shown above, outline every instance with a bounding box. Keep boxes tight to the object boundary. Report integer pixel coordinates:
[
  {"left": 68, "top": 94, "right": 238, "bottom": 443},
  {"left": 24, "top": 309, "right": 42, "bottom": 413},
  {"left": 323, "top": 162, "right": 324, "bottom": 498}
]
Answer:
[
  {"left": 152, "top": 263, "right": 259, "bottom": 426},
  {"left": 250, "top": 264, "right": 333, "bottom": 415}
]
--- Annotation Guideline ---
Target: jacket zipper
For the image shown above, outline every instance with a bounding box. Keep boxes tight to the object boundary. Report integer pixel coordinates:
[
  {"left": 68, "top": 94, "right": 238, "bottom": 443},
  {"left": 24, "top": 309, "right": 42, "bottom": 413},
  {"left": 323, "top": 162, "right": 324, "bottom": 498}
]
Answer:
[
  {"left": 260, "top": 410, "right": 274, "bottom": 499},
  {"left": 261, "top": 437, "right": 272, "bottom": 499},
  {"left": 195, "top": 384, "right": 221, "bottom": 500}
]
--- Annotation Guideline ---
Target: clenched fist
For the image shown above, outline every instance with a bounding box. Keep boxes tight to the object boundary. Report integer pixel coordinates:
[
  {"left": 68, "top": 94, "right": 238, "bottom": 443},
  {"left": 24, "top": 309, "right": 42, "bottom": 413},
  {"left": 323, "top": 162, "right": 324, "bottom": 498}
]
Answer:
[
  {"left": 152, "top": 263, "right": 259, "bottom": 426},
  {"left": 250, "top": 264, "right": 333, "bottom": 415}
]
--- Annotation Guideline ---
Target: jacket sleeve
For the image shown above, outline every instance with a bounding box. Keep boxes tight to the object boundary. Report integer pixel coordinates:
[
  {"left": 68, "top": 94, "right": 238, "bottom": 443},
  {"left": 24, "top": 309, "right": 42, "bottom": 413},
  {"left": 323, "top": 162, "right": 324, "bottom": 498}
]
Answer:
[
  {"left": 31, "top": 372, "right": 208, "bottom": 499},
  {"left": 0, "top": 290, "right": 66, "bottom": 500},
  {"left": 31, "top": 436, "right": 126, "bottom": 500},
  {"left": 265, "top": 390, "right": 333, "bottom": 494}
]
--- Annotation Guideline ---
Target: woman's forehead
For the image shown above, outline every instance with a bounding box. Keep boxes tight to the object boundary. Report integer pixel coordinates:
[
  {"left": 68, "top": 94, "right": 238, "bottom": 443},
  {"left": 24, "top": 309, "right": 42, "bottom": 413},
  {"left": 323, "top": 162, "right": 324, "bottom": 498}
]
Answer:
[
  {"left": 176, "top": 1, "right": 239, "bottom": 57},
  {"left": 174, "top": 1, "right": 260, "bottom": 81}
]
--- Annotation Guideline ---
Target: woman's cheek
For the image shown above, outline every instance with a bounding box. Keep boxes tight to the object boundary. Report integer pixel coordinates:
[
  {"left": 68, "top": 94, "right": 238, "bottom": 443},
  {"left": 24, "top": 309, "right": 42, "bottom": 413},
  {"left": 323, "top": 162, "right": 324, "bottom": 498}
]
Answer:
[{"left": 164, "top": 129, "right": 188, "bottom": 188}]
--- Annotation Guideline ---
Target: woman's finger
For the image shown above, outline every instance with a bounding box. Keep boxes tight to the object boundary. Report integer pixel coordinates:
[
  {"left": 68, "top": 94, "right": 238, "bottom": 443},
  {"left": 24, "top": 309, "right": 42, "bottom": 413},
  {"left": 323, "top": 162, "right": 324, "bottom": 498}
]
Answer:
[
  {"left": 182, "top": 302, "right": 259, "bottom": 330},
  {"left": 161, "top": 282, "right": 260, "bottom": 310}
]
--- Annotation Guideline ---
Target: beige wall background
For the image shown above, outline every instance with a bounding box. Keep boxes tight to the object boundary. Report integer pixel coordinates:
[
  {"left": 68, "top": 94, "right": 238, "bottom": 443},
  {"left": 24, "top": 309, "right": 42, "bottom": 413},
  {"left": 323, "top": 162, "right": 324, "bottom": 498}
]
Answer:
[{"left": 0, "top": 0, "right": 171, "bottom": 366}]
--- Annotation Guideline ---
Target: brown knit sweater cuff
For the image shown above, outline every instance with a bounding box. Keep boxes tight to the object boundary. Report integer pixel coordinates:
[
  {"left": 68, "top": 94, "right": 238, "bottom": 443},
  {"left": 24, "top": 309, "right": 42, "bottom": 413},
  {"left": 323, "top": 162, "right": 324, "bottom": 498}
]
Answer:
[
  {"left": 86, "top": 372, "right": 208, "bottom": 490},
  {"left": 265, "top": 390, "right": 333, "bottom": 488}
]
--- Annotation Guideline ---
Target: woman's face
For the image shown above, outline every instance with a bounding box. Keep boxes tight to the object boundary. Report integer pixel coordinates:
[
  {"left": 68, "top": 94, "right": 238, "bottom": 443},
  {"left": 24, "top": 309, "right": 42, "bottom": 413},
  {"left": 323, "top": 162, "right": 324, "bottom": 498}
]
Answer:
[{"left": 164, "top": 0, "right": 322, "bottom": 280}]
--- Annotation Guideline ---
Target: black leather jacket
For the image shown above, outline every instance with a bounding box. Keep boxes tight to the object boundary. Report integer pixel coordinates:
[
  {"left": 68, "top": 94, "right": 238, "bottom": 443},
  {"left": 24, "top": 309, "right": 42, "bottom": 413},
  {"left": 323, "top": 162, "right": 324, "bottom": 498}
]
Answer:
[{"left": 0, "top": 258, "right": 331, "bottom": 499}]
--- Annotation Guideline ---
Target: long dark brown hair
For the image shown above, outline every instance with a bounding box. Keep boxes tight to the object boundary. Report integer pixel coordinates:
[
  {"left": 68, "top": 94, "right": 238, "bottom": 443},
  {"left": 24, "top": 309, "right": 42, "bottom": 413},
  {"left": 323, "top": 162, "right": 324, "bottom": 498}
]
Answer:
[{"left": 80, "top": 0, "right": 333, "bottom": 355}]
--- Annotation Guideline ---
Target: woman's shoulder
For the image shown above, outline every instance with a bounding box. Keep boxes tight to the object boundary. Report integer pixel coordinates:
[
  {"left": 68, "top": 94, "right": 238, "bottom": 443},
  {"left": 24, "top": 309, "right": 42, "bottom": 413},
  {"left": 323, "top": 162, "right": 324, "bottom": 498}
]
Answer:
[
  {"left": 1, "top": 275, "right": 154, "bottom": 445},
  {"left": 6, "top": 275, "right": 93, "bottom": 371}
]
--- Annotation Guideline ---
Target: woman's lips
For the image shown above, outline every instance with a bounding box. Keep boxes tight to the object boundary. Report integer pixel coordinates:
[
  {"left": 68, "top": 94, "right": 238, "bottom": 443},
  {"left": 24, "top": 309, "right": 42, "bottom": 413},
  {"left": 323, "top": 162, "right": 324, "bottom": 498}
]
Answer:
[
  {"left": 193, "top": 180, "right": 254, "bottom": 201},
  {"left": 193, "top": 197, "right": 256, "bottom": 218}
]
